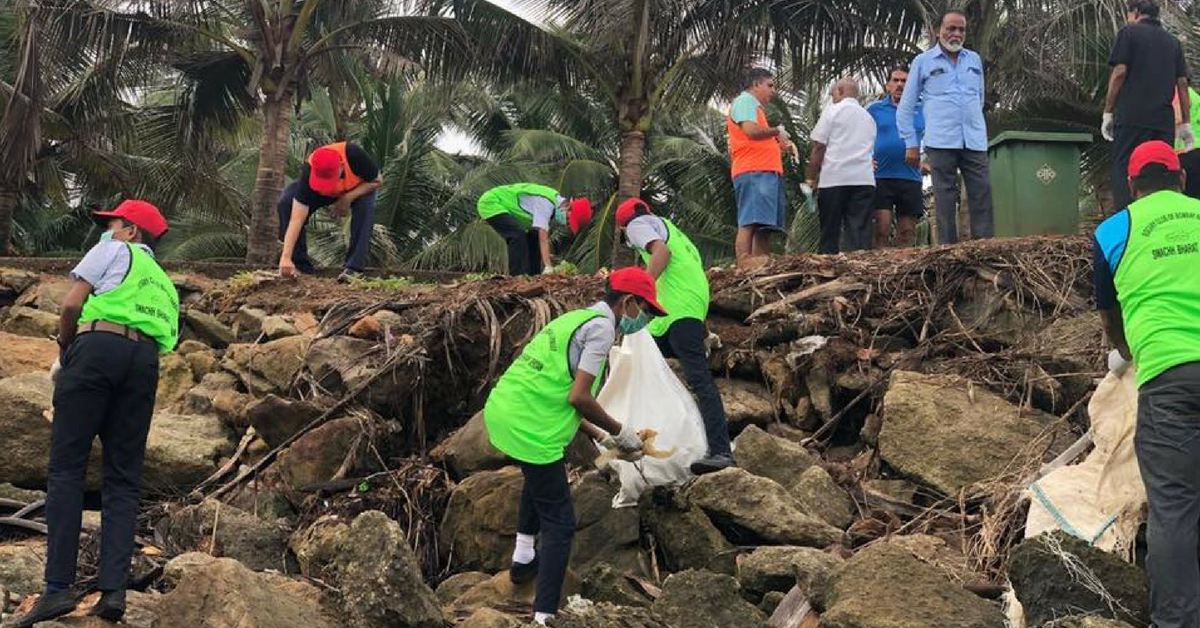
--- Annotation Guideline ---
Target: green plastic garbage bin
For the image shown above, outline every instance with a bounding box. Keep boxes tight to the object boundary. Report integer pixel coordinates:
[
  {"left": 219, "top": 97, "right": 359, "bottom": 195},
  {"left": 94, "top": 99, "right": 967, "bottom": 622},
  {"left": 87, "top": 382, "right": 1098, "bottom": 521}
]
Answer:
[{"left": 987, "top": 131, "right": 1092, "bottom": 237}]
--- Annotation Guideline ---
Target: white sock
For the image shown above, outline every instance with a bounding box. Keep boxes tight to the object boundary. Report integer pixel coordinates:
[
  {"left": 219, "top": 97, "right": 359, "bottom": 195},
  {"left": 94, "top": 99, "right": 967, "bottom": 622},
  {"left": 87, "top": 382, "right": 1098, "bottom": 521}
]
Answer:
[
  {"left": 513, "top": 533, "right": 536, "bottom": 564},
  {"left": 534, "top": 612, "right": 553, "bottom": 625}
]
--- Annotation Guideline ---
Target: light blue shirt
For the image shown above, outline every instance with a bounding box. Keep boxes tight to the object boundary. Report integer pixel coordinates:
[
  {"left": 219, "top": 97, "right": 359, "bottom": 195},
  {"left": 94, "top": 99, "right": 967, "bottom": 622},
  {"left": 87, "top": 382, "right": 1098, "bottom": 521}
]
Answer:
[
  {"left": 729, "top": 91, "right": 762, "bottom": 124},
  {"left": 897, "top": 45, "right": 988, "bottom": 152}
]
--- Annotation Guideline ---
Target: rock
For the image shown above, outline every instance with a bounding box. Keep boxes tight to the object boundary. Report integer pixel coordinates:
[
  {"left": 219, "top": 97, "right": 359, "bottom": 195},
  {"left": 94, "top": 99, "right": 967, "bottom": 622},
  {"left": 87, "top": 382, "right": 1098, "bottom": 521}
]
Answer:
[
  {"left": 440, "top": 466, "right": 524, "bottom": 572},
  {"left": 179, "top": 372, "right": 247, "bottom": 423},
  {"left": 261, "top": 315, "right": 298, "bottom": 339},
  {"left": 163, "top": 551, "right": 218, "bottom": 587},
  {"left": 449, "top": 571, "right": 536, "bottom": 614},
  {"left": 151, "top": 556, "right": 334, "bottom": 628},
  {"left": 731, "top": 425, "right": 817, "bottom": 488},
  {"left": 236, "top": 305, "right": 267, "bottom": 335},
  {"left": 736, "top": 546, "right": 842, "bottom": 603},
  {"left": 374, "top": 309, "right": 406, "bottom": 331},
  {"left": 570, "top": 474, "right": 641, "bottom": 571},
  {"left": 1, "top": 306, "right": 59, "bottom": 338},
  {"left": 717, "top": 379, "right": 776, "bottom": 428},
  {"left": 348, "top": 315, "right": 383, "bottom": 340},
  {"left": 176, "top": 339, "right": 211, "bottom": 355},
  {"left": 651, "top": 569, "right": 764, "bottom": 628},
  {"left": 642, "top": 497, "right": 736, "bottom": 574},
  {"left": 0, "top": 483, "right": 44, "bottom": 502},
  {"left": 759, "top": 591, "right": 786, "bottom": 615},
  {"left": 766, "top": 422, "right": 812, "bottom": 444},
  {"left": 289, "top": 515, "right": 349, "bottom": 578},
  {"left": 805, "top": 366, "right": 833, "bottom": 419},
  {"left": 435, "top": 571, "right": 490, "bottom": 605},
  {"left": 1008, "top": 531, "right": 1149, "bottom": 627},
  {"left": 580, "top": 562, "right": 652, "bottom": 608},
  {"left": 549, "top": 599, "right": 668, "bottom": 628},
  {"left": 883, "top": 534, "right": 980, "bottom": 586},
  {"left": 184, "top": 309, "right": 236, "bottom": 348},
  {"left": 183, "top": 349, "right": 218, "bottom": 379},
  {"left": 16, "top": 278, "right": 70, "bottom": 312},
  {"left": 460, "top": 608, "right": 522, "bottom": 628},
  {"left": 820, "top": 542, "right": 1005, "bottom": 628},
  {"left": 0, "top": 331, "right": 57, "bottom": 378},
  {"left": 0, "top": 372, "right": 69, "bottom": 486},
  {"left": 430, "top": 411, "right": 509, "bottom": 478},
  {"left": 142, "top": 412, "right": 233, "bottom": 490},
  {"left": 156, "top": 352, "right": 195, "bottom": 410},
  {"left": 684, "top": 468, "right": 841, "bottom": 547},
  {"left": 0, "top": 542, "right": 46, "bottom": 596},
  {"left": 305, "top": 337, "right": 399, "bottom": 409},
  {"left": 221, "top": 336, "right": 309, "bottom": 395},
  {"left": 0, "top": 268, "right": 39, "bottom": 296},
  {"left": 161, "top": 499, "right": 292, "bottom": 572},
  {"left": 789, "top": 465, "right": 854, "bottom": 529},
  {"left": 1041, "top": 617, "right": 1137, "bottom": 628},
  {"left": 246, "top": 394, "right": 323, "bottom": 449},
  {"left": 35, "top": 590, "right": 160, "bottom": 628},
  {"left": 275, "top": 416, "right": 362, "bottom": 490},
  {"left": 879, "top": 370, "right": 1060, "bottom": 495}
]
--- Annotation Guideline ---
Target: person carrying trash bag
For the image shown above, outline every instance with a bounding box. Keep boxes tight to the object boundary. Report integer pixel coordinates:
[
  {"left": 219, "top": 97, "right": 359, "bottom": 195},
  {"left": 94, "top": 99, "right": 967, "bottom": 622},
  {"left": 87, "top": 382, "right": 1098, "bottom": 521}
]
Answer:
[
  {"left": 482, "top": 267, "right": 662, "bottom": 625},
  {"left": 13, "top": 200, "right": 179, "bottom": 628},
  {"left": 614, "top": 198, "right": 734, "bottom": 475},
  {"left": 477, "top": 183, "right": 592, "bottom": 276}
]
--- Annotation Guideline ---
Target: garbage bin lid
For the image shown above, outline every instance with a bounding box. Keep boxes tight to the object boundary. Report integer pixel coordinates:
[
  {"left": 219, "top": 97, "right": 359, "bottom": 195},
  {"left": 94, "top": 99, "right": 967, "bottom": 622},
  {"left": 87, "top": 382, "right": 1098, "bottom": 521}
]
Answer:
[{"left": 989, "top": 131, "right": 1093, "bottom": 149}]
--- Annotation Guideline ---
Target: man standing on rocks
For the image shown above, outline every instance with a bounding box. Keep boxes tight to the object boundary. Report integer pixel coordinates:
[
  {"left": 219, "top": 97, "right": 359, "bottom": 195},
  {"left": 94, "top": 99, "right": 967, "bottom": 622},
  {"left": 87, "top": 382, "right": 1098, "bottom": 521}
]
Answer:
[
  {"left": 868, "top": 65, "right": 926, "bottom": 248},
  {"left": 727, "top": 67, "right": 793, "bottom": 267},
  {"left": 482, "top": 267, "right": 656, "bottom": 624},
  {"left": 13, "top": 200, "right": 179, "bottom": 628},
  {"left": 1093, "top": 140, "right": 1200, "bottom": 628},
  {"left": 806, "top": 77, "right": 877, "bottom": 254},
  {"left": 898, "top": 9, "right": 993, "bottom": 244},
  {"left": 615, "top": 198, "right": 733, "bottom": 474},
  {"left": 277, "top": 141, "right": 383, "bottom": 282},
  {"left": 476, "top": 183, "right": 592, "bottom": 276}
]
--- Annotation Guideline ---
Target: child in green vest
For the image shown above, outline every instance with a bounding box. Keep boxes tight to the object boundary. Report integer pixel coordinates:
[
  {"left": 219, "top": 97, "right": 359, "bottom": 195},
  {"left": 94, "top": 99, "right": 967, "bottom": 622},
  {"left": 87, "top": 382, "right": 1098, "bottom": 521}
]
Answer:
[
  {"left": 482, "top": 267, "right": 665, "bottom": 624},
  {"left": 477, "top": 183, "right": 592, "bottom": 276}
]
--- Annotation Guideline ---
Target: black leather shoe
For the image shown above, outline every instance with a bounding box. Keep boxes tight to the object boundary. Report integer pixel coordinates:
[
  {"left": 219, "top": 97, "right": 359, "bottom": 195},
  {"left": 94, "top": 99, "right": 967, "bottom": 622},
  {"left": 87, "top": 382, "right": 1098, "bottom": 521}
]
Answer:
[
  {"left": 88, "top": 589, "right": 126, "bottom": 621},
  {"left": 689, "top": 454, "right": 735, "bottom": 476},
  {"left": 10, "top": 589, "right": 78, "bottom": 628},
  {"left": 509, "top": 556, "right": 539, "bottom": 585}
]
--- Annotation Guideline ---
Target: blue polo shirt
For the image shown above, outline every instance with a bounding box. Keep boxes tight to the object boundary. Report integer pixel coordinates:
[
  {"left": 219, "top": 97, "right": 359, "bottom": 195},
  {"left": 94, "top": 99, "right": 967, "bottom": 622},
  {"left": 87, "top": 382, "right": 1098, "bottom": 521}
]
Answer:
[{"left": 867, "top": 97, "right": 924, "bottom": 182}]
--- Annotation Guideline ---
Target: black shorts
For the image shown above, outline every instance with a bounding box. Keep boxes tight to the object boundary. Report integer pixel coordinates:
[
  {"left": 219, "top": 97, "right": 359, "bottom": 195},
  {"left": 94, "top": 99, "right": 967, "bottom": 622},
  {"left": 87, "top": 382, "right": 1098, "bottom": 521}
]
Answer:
[{"left": 873, "top": 178, "right": 924, "bottom": 218}]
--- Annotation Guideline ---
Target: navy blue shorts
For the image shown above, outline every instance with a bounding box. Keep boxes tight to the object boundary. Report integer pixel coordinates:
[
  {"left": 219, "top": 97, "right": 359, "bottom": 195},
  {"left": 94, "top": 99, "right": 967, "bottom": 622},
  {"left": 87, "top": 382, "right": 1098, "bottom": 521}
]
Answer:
[{"left": 734, "top": 171, "right": 786, "bottom": 230}]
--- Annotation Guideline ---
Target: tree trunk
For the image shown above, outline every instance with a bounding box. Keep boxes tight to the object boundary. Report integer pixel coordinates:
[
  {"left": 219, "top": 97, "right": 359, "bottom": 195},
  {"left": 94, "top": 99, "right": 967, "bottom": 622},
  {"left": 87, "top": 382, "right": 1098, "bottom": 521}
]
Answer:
[
  {"left": 245, "top": 95, "right": 293, "bottom": 264},
  {"left": 612, "top": 129, "right": 646, "bottom": 266},
  {"left": 0, "top": 185, "right": 17, "bottom": 256}
]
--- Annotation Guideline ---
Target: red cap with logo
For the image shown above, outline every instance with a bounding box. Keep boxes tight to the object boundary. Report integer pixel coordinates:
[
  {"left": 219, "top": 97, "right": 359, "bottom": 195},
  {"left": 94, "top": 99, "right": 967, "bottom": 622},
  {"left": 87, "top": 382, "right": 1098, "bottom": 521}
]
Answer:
[
  {"left": 309, "top": 146, "right": 343, "bottom": 196},
  {"left": 1128, "top": 140, "right": 1181, "bottom": 177},
  {"left": 567, "top": 198, "right": 592, "bottom": 234},
  {"left": 92, "top": 199, "right": 169, "bottom": 238},
  {"left": 615, "top": 197, "right": 651, "bottom": 228},
  {"left": 607, "top": 266, "right": 667, "bottom": 316}
]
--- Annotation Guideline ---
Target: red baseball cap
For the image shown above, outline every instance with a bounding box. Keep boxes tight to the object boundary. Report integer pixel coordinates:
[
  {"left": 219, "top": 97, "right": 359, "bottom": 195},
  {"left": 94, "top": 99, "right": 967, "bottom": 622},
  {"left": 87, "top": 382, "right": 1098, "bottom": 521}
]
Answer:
[
  {"left": 92, "top": 199, "right": 169, "bottom": 238},
  {"left": 607, "top": 266, "right": 667, "bottom": 316},
  {"left": 615, "top": 197, "right": 651, "bottom": 228},
  {"left": 1128, "top": 140, "right": 1181, "bottom": 177},
  {"left": 309, "top": 146, "right": 342, "bottom": 196},
  {"left": 568, "top": 198, "right": 592, "bottom": 234}
]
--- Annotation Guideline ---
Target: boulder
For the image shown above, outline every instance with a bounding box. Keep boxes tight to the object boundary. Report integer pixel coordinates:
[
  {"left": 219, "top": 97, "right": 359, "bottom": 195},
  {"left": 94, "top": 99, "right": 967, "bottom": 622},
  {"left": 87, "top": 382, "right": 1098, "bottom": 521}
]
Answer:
[
  {"left": 570, "top": 474, "right": 641, "bottom": 571},
  {"left": 0, "top": 541, "right": 46, "bottom": 596},
  {"left": 179, "top": 372, "right": 248, "bottom": 425},
  {"left": 0, "top": 372, "right": 74, "bottom": 487},
  {"left": 448, "top": 571, "right": 536, "bottom": 614},
  {"left": 435, "top": 571, "right": 491, "bottom": 605},
  {"left": 883, "top": 534, "right": 980, "bottom": 586},
  {"left": 2, "top": 306, "right": 58, "bottom": 338},
  {"left": 736, "top": 546, "right": 842, "bottom": 603},
  {"left": 430, "top": 411, "right": 509, "bottom": 478},
  {"left": 184, "top": 310, "right": 236, "bottom": 348},
  {"left": 151, "top": 556, "right": 334, "bottom": 628},
  {"left": 717, "top": 379, "right": 776, "bottom": 428},
  {"left": 142, "top": 412, "right": 234, "bottom": 490},
  {"left": 789, "top": 465, "right": 854, "bottom": 529},
  {"left": 1041, "top": 617, "right": 1137, "bottom": 628},
  {"left": 246, "top": 395, "right": 324, "bottom": 449},
  {"left": 549, "top": 599, "right": 668, "bottom": 628},
  {"left": 439, "top": 466, "right": 524, "bottom": 572},
  {"left": 580, "top": 562, "right": 653, "bottom": 607},
  {"left": 161, "top": 499, "right": 292, "bottom": 572},
  {"left": 261, "top": 315, "right": 299, "bottom": 340},
  {"left": 879, "top": 370, "right": 1060, "bottom": 495},
  {"left": 1008, "top": 531, "right": 1149, "bottom": 627},
  {"left": 460, "top": 608, "right": 522, "bottom": 628},
  {"left": 156, "top": 352, "right": 196, "bottom": 410},
  {"left": 650, "top": 569, "right": 764, "bottom": 628},
  {"left": 0, "top": 483, "right": 44, "bottom": 502},
  {"left": 0, "top": 268, "right": 39, "bottom": 297},
  {"left": 275, "top": 417, "right": 362, "bottom": 490},
  {"left": 176, "top": 339, "right": 210, "bottom": 355},
  {"left": 183, "top": 348, "right": 218, "bottom": 379},
  {"left": 305, "top": 337, "right": 400, "bottom": 409},
  {"left": 16, "top": 277, "right": 71, "bottom": 312},
  {"left": 641, "top": 498, "right": 736, "bottom": 574},
  {"left": 222, "top": 336, "right": 309, "bottom": 395},
  {"left": 684, "top": 468, "right": 841, "bottom": 547},
  {"left": 0, "top": 331, "right": 57, "bottom": 378},
  {"left": 236, "top": 305, "right": 267, "bottom": 335},
  {"left": 819, "top": 542, "right": 1005, "bottom": 628},
  {"left": 731, "top": 425, "right": 817, "bottom": 488}
]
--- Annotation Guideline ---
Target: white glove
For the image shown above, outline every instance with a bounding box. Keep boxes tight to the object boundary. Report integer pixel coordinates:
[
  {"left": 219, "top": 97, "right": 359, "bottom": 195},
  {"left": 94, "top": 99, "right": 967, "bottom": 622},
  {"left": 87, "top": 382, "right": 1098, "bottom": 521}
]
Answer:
[
  {"left": 541, "top": 265, "right": 555, "bottom": 275},
  {"left": 799, "top": 182, "right": 814, "bottom": 198},
  {"left": 1101, "top": 113, "right": 1115, "bottom": 142},
  {"left": 1107, "top": 349, "right": 1130, "bottom": 376},
  {"left": 1178, "top": 123, "right": 1196, "bottom": 151},
  {"left": 611, "top": 423, "right": 642, "bottom": 454},
  {"left": 50, "top": 357, "right": 62, "bottom": 383}
]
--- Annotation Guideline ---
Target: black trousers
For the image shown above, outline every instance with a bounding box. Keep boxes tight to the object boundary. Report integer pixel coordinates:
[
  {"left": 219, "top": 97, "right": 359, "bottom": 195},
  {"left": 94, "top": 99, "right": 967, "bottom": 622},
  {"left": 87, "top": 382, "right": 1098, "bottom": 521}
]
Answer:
[
  {"left": 517, "top": 459, "right": 575, "bottom": 614},
  {"left": 486, "top": 214, "right": 543, "bottom": 276},
  {"left": 654, "top": 318, "right": 732, "bottom": 459},
  {"left": 816, "top": 185, "right": 875, "bottom": 254},
  {"left": 927, "top": 148, "right": 994, "bottom": 243},
  {"left": 45, "top": 331, "right": 159, "bottom": 591},
  {"left": 1111, "top": 125, "right": 1173, "bottom": 211},
  {"left": 276, "top": 180, "right": 379, "bottom": 273}
]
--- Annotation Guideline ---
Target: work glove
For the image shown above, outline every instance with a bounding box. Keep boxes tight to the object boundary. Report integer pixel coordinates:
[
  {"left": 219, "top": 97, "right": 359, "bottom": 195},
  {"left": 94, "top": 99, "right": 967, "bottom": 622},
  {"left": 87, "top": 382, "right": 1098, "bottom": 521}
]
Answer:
[
  {"left": 1107, "top": 349, "right": 1131, "bottom": 376},
  {"left": 800, "top": 182, "right": 816, "bottom": 213},
  {"left": 50, "top": 357, "right": 62, "bottom": 384},
  {"left": 1101, "top": 113, "right": 1115, "bottom": 142},
  {"left": 611, "top": 423, "right": 642, "bottom": 454},
  {"left": 1178, "top": 123, "right": 1196, "bottom": 151}
]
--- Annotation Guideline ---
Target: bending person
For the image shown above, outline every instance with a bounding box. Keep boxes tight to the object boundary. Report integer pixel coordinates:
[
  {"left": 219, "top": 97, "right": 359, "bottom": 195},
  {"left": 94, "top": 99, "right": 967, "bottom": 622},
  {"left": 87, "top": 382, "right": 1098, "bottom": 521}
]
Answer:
[{"left": 477, "top": 183, "right": 591, "bottom": 275}]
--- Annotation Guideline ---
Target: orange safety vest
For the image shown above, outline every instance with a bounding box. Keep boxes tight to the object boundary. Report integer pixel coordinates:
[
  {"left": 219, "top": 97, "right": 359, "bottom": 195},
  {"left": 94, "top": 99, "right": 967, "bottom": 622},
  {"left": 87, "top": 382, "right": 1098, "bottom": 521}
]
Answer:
[
  {"left": 726, "top": 102, "right": 783, "bottom": 177},
  {"left": 307, "top": 141, "right": 365, "bottom": 194}
]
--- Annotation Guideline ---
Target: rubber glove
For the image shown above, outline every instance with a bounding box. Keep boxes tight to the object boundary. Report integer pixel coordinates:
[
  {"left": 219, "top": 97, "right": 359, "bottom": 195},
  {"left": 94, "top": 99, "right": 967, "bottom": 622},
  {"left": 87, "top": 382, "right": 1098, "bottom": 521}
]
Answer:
[
  {"left": 1177, "top": 123, "right": 1196, "bottom": 151},
  {"left": 541, "top": 265, "right": 555, "bottom": 275},
  {"left": 612, "top": 423, "right": 642, "bottom": 453},
  {"left": 1101, "top": 113, "right": 1115, "bottom": 142},
  {"left": 1107, "top": 349, "right": 1130, "bottom": 376},
  {"left": 800, "top": 182, "right": 816, "bottom": 213}
]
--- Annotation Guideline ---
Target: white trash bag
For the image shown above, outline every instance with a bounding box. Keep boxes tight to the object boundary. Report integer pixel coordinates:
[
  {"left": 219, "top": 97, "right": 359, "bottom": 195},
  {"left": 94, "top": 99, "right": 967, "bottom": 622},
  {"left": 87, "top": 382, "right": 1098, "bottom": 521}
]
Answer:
[{"left": 595, "top": 330, "right": 708, "bottom": 508}]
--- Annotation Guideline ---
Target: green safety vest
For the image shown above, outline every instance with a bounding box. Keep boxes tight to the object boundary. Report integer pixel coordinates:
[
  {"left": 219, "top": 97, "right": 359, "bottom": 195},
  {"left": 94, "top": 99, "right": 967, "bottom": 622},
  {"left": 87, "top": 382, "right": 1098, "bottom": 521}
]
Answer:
[
  {"left": 476, "top": 183, "right": 560, "bottom": 231},
  {"left": 1113, "top": 190, "right": 1200, "bottom": 385},
  {"left": 79, "top": 243, "right": 180, "bottom": 353},
  {"left": 1177, "top": 87, "right": 1200, "bottom": 153},
  {"left": 633, "top": 218, "right": 709, "bottom": 337},
  {"left": 483, "top": 309, "right": 606, "bottom": 464}
]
